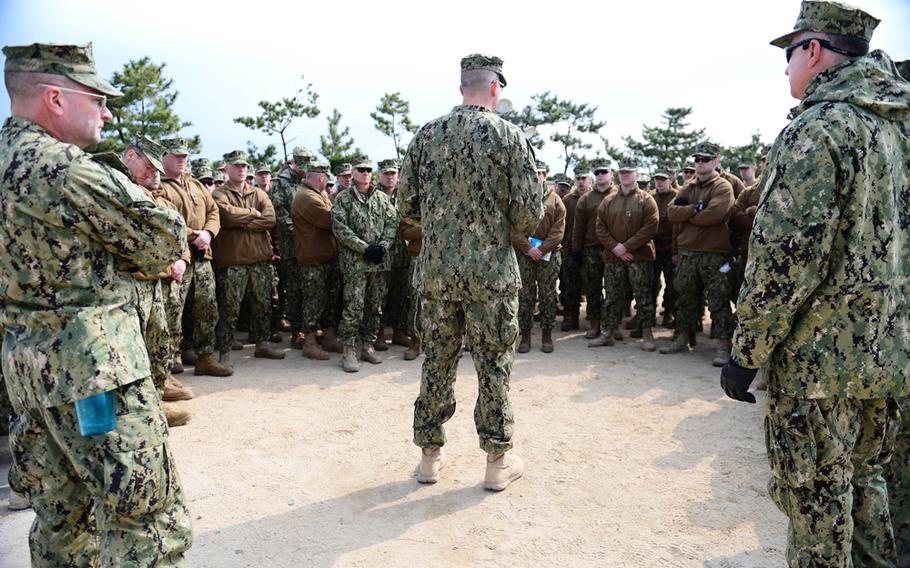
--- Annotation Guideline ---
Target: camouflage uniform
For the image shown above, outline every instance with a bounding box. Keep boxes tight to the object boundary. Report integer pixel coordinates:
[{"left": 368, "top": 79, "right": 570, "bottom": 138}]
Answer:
[
  {"left": 733, "top": 9, "right": 910, "bottom": 563},
  {"left": 399, "top": 98, "right": 543, "bottom": 453},
  {"left": 0, "top": 53, "right": 193, "bottom": 565},
  {"left": 270, "top": 166, "right": 304, "bottom": 332},
  {"left": 514, "top": 189, "right": 566, "bottom": 331},
  {"left": 331, "top": 184, "right": 398, "bottom": 347}
]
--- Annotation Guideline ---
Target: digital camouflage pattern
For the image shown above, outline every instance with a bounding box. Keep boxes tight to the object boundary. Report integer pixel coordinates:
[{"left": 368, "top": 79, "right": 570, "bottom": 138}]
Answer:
[
  {"left": 331, "top": 186, "right": 398, "bottom": 274},
  {"left": 765, "top": 391, "right": 898, "bottom": 566},
  {"left": 885, "top": 398, "right": 910, "bottom": 562},
  {"left": 338, "top": 271, "right": 388, "bottom": 347},
  {"left": 518, "top": 253, "right": 561, "bottom": 331},
  {"left": 675, "top": 252, "right": 733, "bottom": 339},
  {"left": 299, "top": 261, "right": 342, "bottom": 333},
  {"left": 602, "top": 262, "right": 655, "bottom": 332},
  {"left": 732, "top": 51, "right": 910, "bottom": 398},
  {"left": 413, "top": 291, "right": 518, "bottom": 453},
  {"left": 398, "top": 104, "right": 543, "bottom": 299},
  {"left": 2, "top": 42, "right": 122, "bottom": 96},
  {"left": 135, "top": 279, "right": 171, "bottom": 393},
  {"left": 170, "top": 260, "right": 218, "bottom": 357},
  {"left": 9, "top": 377, "right": 193, "bottom": 566},
  {"left": 215, "top": 262, "right": 273, "bottom": 352},
  {"left": 582, "top": 246, "right": 605, "bottom": 321},
  {"left": 770, "top": 0, "right": 880, "bottom": 48},
  {"left": 270, "top": 169, "right": 301, "bottom": 261},
  {"left": 0, "top": 117, "right": 186, "bottom": 408}
]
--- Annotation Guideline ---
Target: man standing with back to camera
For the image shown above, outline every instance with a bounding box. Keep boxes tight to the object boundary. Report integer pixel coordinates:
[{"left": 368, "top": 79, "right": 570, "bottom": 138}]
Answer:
[
  {"left": 721, "top": 2, "right": 910, "bottom": 565},
  {"left": 398, "top": 53, "right": 543, "bottom": 491}
]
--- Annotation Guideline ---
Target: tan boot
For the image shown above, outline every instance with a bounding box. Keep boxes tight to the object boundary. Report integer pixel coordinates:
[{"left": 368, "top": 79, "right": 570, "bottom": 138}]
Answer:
[
  {"left": 588, "top": 332, "right": 614, "bottom": 347},
  {"left": 712, "top": 340, "right": 731, "bottom": 368},
  {"left": 181, "top": 349, "right": 199, "bottom": 366},
  {"left": 290, "top": 332, "right": 306, "bottom": 350},
  {"left": 360, "top": 343, "right": 382, "bottom": 364},
  {"left": 195, "top": 353, "right": 233, "bottom": 376},
  {"left": 302, "top": 333, "right": 330, "bottom": 360},
  {"left": 584, "top": 320, "right": 601, "bottom": 339},
  {"left": 641, "top": 328, "right": 656, "bottom": 352},
  {"left": 162, "top": 376, "right": 194, "bottom": 401},
  {"left": 541, "top": 328, "right": 554, "bottom": 353},
  {"left": 278, "top": 318, "right": 292, "bottom": 332},
  {"left": 484, "top": 452, "right": 524, "bottom": 491},
  {"left": 416, "top": 447, "right": 445, "bottom": 484},
  {"left": 342, "top": 346, "right": 360, "bottom": 372},
  {"left": 659, "top": 332, "right": 691, "bottom": 354},
  {"left": 404, "top": 338, "right": 421, "bottom": 361},
  {"left": 392, "top": 329, "right": 412, "bottom": 347},
  {"left": 170, "top": 355, "right": 184, "bottom": 375},
  {"left": 517, "top": 330, "right": 531, "bottom": 353},
  {"left": 254, "top": 342, "right": 285, "bottom": 359},
  {"left": 373, "top": 328, "right": 389, "bottom": 351},
  {"left": 163, "top": 401, "right": 191, "bottom": 427},
  {"left": 321, "top": 327, "right": 342, "bottom": 353}
]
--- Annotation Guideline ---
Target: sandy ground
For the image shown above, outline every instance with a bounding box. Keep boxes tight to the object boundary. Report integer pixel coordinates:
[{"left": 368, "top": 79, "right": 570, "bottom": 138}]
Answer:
[{"left": 0, "top": 320, "right": 787, "bottom": 567}]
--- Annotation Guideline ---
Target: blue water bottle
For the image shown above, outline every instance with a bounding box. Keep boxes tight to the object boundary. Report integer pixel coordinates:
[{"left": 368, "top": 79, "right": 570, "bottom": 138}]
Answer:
[{"left": 74, "top": 391, "right": 117, "bottom": 436}]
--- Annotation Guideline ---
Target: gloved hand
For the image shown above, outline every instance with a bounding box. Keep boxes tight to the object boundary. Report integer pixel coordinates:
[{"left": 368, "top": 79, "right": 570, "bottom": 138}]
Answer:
[
  {"left": 721, "top": 359, "right": 759, "bottom": 403},
  {"left": 363, "top": 244, "right": 385, "bottom": 264},
  {"left": 571, "top": 251, "right": 583, "bottom": 264},
  {"left": 673, "top": 198, "right": 689, "bottom": 206},
  {"left": 693, "top": 201, "right": 707, "bottom": 213}
]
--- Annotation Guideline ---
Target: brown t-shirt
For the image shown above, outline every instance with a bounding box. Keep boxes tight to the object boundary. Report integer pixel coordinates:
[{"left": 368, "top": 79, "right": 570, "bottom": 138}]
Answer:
[
  {"left": 160, "top": 172, "right": 221, "bottom": 261},
  {"left": 210, "top": 181, "right": 276, "bottom": 268},
  {"left": 667, "top": 172, "right": 734, "bottom": 254},
  {"left": 291, "top": 181, "right": 337, "bottom": 266},
  {"left": 595, "top": 187, "right": 659, "bottom": 264}
]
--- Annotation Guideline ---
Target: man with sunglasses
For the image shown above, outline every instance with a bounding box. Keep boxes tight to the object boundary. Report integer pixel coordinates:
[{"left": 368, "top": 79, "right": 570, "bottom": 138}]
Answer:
[
  {"left": 0, "top": 42, "right": 193, "bottom": 565},
  {"left": 721, "top": 2, "right": 910, "bottom": 566}
]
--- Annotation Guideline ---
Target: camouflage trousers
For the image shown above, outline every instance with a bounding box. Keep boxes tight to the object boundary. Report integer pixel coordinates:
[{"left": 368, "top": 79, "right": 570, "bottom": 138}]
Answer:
[
  {"left": 766, "top": 389, "right": 899, "bottom": 567},
  {"left": 651, "top": 249, "right": 676, "bottom": 315},
  {"left": 518, "top": 252, "right": 562, "bottom": 331},
  {"left": 602, "top": 261, "right": 655, "bottom": 331},
  {"left": 560, "top": 249, "right": 582, "bottom": 317},
  {"left": 276, "top": 258, "right": 302, "bottom": 331},
  {"left": 413, "top": 291, "right": 518, "bottom": 454},
  {"left": 136, "top": 279, "right": 171, "bottom": 394},
  {"left": 8, "top": 376, "right": 193, "bottom": 567},
  {"left": 583, "top": 246, "right": 605, "bottom": 321},
  {"left": 886, "top": 397, "right": 910, "bottom": 564},
  {"left": 338, "top": 271, "right": 388, "bottom": 347},
  {"left": 299, "top": 260, "right": 342, "bottom": 333},
  {"left": 383, "top": 259, "right": 412, "bottom": 331},
  {"left": 405, "top": 261, "right": 421, "bottom": 338},
  {"left": 215, "top": 262, "right": 273, "bottom": 352},
  {"left": 674, "top": 252, "right": 733, "bottom": 340},
  {"left": 171, "top": 259, "right": 218, "bottom": 357}
]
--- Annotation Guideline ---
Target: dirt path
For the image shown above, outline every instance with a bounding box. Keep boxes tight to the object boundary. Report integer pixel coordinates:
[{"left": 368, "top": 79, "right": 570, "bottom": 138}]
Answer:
[{"left": 1, "top": 324, "right": 786, "bottom": 567}]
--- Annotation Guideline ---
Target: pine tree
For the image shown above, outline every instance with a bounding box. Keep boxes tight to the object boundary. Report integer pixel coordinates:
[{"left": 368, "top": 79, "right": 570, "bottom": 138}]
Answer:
[
  {"left": 319, "top": 108, "right": 361, "bottom": 170},
  {"left": 370, "top": 92, "right": 418, "bottom": 160},
  {"left": 234, "top": 76, "right": 320, "bottom": 164},
  {"left": 623, "top": 107, "right": 705, "bottom": 171}
]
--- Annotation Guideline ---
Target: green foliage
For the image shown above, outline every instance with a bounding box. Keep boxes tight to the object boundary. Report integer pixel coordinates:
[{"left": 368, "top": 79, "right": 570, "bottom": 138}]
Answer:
[
  {"left": 319, "top": 108, "right": 362, "bottom": 169},
  {"left": 718, "top": 131, "right": 767, "bottom": 175},
  {"left": 234, "top": 76, "right": 320, "bottom": 164},
  {"left": 533, "top": 92, "right": 606, "bottom": 174},
  {"left": 499, "top": 103, "right": 545, "bottom": 150},
  {"left": 91, "top": 57, "right": 199, "bottom": 154},
  {"left": 622, "top": 107, "right": 705, "bottom": 173},
  {"left": 244, "top": 141, "right": 280, "bottom": 171},
  {"left": 370, "top": 92, "right": 418, "bottom": 160}
]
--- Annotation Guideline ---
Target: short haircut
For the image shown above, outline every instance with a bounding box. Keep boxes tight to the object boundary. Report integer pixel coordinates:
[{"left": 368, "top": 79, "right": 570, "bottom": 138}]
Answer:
[
  {"left": 3, "top": 71, "right": 67, "bottom": 104},
  {"left": 818, "top": 32, "right": 870, "bottom": 57},
  {"left": 460, "top": 69, "right": 496, "bottom": 94}
]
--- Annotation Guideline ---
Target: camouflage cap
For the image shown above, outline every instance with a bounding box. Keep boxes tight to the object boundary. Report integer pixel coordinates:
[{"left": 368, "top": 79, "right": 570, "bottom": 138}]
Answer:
[
  {"left": 2, "top": 42, "right": 123, "bottom": 97},
  {"left": 160, "top": 137, "right": 189, "bottom": 156},
  {"left": 535, "top": 160, "right": 549, "bottom": 173},
  {"left": 333, "top": 162, "right": 353, "bottom": 176},
  {"left": 378, "top": 159, "right": 400, "bottom": 173},
  {"left": 212, "top": 170, "right": 225, "bottom": 182},
  {"left": 223, "top": 150, "right": 250, "bottom": 166},
  {"left": 639, "top": 173, "right": 651, "bottom": 183},
  {"left": 618, "top": 159, "right": 638, "bottom": 172},
  {"left": 692, "top": 141, "right": 720, "bottom": 158},
  {"left": 305, "top": 160, "right": 331, "bottom": 174},
  {"left": 682, "top": 160, "right": 696, "bottom": 171},
  {"left": 191, "top": 157, "right": 212, "bottom": 171},
  {"left": 255, "top": 163, "right": 272, "bottom": 174},
  {"left": 897, "top": 60, "right": 910, "bottom": 81},
  {"left": 573, "top": 166, "right": 593, "bottom": 178},
  {"left": 133, "top": 136, "right": 166, "bottom": 174},
  {"left": 196, "top": 169, "right": 214, "bottom": 181},
  {"left": 553, "top": 173, "right": 573, "bottom": 186},
  {"left": 738, "top": 159, "right": 756, "bottom": 168},
  {"left": 770, "top": 0, "right": 879, "bottom": 49},
  {"left": 352, "top": 155, "right": 372, "bottom": 170},
  {"left": 591, "top": 160, "right": 612, "bottom": 173},
  {"left": 460, "top": 53, "right": 506, "bottom": 87},
  {"left": 292, "top": 146, "right": 315, "bottom": 164},
  {"left": 213, "top": 159, "right": 224, "bottom": 171},
  {"left": 652, "top": 165, "right": 671, "bottom": 178},
  {"left": 326, "top": 173, "right": 336, "bottom": 184}
]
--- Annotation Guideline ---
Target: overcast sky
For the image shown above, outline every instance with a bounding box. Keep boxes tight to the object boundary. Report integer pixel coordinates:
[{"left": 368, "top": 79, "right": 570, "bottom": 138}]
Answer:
[{"left": 2, "top": 0, "right": 908, "bottom": 171}]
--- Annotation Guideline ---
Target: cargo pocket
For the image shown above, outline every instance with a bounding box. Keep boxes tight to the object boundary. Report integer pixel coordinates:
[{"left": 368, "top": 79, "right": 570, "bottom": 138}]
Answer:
[
  {"left": 765, "top": 398, "right": 820, "bottom": 489},
  {"left": 495, "top": 297, "right": 519, "bottom": 350}
]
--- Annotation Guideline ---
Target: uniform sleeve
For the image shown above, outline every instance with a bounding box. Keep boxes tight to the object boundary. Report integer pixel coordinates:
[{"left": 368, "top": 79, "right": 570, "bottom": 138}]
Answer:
[
  {"left": 731, "top": 123, "right": 840, "bottom": 369},
  {"left": 331, "top": 196, "right": 369, "bottom": 254},
  {"left": 731, "top": 186, "right": 757, "bottom": 233},
  {"left": 302, "top": 194, "right": 333, "bottom": 230},
  {"left": 690, "top": 181, "right": 733, "bottom": 226},
  {"left": 511, "top": 229, "right": 531, "bottom": 253},
  {"left": 200, "top": 189, "right": 221, "bottom": 237},
  {"left": 397, "top": 139, "right": 421, "bottom": 229},
  {"left": 65, "top": 158, "right": 186, "bottom": 276},
  {"left": 399, "top": 219, "right": 422, "bottom": 241},
  {"left": 378, "top": 197, "right": 398, "bottom": 250},
  {"left": 540, "top": 197, "right": 566, "bottom": 254},
  {"left": 624, "top": 194, "right": 659, "bottom": 252},
  {"left": 571, "top": 194, "right": 589, "bottom": 252},
  {"left": 667, "top": 187, "right": 696, "bottom": 224},
  {"left": 212, "top": 190, "right": 260, "bottom": 228},
  {"left": 244, "top": 190, "right": 276, "bottom": 232},
  {"left": 507, "top": 135, "right": 545, "bottom": 235}
]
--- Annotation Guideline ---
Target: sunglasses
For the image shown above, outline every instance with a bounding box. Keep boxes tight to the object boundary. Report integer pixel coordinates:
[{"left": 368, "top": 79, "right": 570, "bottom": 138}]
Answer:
[
  {"left": 593, "top": 169, "right": 610, "bottom": 175},
  {"left": 355, "top": 167, "right": 372, "bottom": 173},
  {"left": 201, "top": 180, "right": 214, "bottom": 186},
  {"left": 693, "top": 156, "right": 714, "bottom": 164},
  {"left": 785, "top": 37, "right": 859, "bottom": 63},
  {"left": 37, "top": 82, "right": 107, "bottom": 110}
]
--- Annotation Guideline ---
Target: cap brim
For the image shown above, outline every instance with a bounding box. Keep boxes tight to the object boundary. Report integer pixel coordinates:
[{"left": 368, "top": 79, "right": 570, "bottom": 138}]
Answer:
[
  {"left": 770, "top": 30, "right": 800, "bottom": 48},
  {"left": 497, "top": 72, "right": 507, "bottom": 87},
  {"left": 381, "top": 168, "right": 399, "bottom": 173},
  {"left": 228, "top": 161, "right": 250, "bottom": 167},
  {"left": 692, "top": 152, "right": 716, "bottom": 158},
  {"left": 146, "top": 154, "right": 164, "bottom": 174},
  {"left": 69, "top": 72, "right": 123, "bottom": 97}
]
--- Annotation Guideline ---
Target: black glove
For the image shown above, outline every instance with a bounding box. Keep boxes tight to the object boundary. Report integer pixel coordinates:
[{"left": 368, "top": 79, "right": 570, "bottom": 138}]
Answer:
[
  {"left": 673, "top": 198, "right": 689, "bottom": 206},
  {"left": 571, "top": 251, "right": 583, "bottom": 264},
  {"left": 721, "top": 359, "right": 758, "bottom": 404},
  {"left": 693, "top": 201, "right": 707, "bottom": 213},
  {"left": 363, "top": 244, "right": 383, "bottom": 264}
]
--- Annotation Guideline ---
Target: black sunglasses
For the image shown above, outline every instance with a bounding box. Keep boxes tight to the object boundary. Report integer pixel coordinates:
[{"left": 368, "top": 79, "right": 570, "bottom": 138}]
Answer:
[
  {"left": 201, "top": 180, "right": 214, "bottom": 186},
  {"left": 355, "top": 167, "right": 372, "bottom": 173},
  {"left": 593, "top": 169, "right": 610, "bottom": 175},
  {"left": 693, "top": 156, "right": 714, "bottom": 164},
  {"left": 785, "top": 37, "right": 860, "bottom": 63}
]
